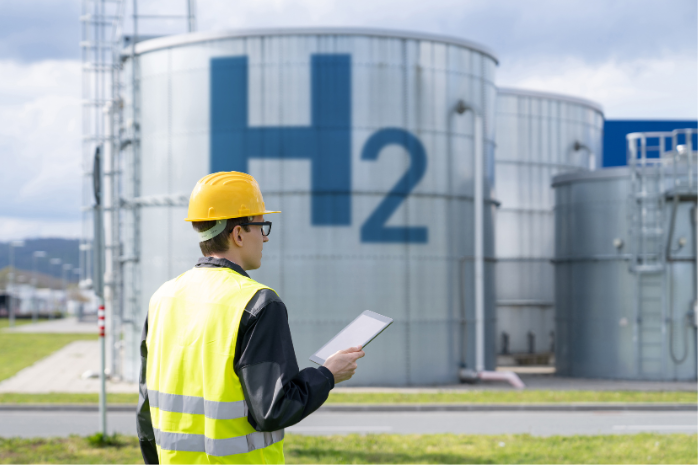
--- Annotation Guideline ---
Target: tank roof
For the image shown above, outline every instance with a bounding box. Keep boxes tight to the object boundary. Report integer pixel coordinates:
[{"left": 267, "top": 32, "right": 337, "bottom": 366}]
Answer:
[
  {"left": 552, "top": 167, "right": 629, "bottom": 187},
  {"left": 132, "top": 27, "right": 499, "bottom": 64},
  {"left": 498, "top": 87, "right": 604, "bottom": 115}
]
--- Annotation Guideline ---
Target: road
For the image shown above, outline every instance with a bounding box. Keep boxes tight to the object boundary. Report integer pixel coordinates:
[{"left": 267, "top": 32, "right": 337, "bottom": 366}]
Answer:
[{"left": 1, "top": 410, "right": 695, "bottom": 438}]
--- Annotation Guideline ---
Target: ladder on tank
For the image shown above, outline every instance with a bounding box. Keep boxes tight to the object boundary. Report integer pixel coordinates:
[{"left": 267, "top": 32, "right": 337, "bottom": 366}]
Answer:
[
  {"left": 80, "top": 0, "right": 197, "bottom": 381},
  {"left": 626, "top": 129, "right": 697, "bottom": 378}
]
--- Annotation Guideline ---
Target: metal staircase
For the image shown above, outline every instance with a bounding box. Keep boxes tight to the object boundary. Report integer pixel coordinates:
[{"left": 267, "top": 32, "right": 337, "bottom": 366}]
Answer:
[{"left": 627, "top": 129, "right": 697, "bottom": 378}]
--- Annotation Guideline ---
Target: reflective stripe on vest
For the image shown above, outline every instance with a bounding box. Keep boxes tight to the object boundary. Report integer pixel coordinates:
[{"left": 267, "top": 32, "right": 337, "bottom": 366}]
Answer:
[
  {"left": 153, "top": 428, "right": 284, "bottom": 457},
  {"left": 148, "top": 389, "right": 247, "bottom": 420},
  {"left": 147, "top": 266, "right": 284, "bottom": 463}
]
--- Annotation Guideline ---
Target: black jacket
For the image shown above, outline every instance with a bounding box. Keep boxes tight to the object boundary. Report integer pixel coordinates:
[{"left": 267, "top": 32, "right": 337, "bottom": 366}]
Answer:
[{"left": 137, "top": 257, "right": 335, "bottom": 463}]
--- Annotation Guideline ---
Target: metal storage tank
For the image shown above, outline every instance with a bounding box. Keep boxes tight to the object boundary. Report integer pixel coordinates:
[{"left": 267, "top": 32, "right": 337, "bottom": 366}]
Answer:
[
  {"left": 494, "top": 88, "right": 603, "bottom": 361},
  {"left": 553, "top": 129, "right": 697, "bottom": 380},
  {"left": 118, "top": 28, "right": 499, "bottom": 385}
]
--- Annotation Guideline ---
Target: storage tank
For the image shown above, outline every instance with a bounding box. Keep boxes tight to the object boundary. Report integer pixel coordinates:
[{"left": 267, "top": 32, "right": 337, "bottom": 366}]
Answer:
[
  {"left": 553, "top": 129, "right": 697, "bottom": 380},
  {"left": 494, "top": 88, "right": 603, "bottom": 363},
  {"left": 118, "top": 28, "right": 499, "bottom": 385}
]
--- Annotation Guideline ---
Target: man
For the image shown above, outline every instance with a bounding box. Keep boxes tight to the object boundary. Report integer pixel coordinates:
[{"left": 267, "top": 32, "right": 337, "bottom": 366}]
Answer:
[{"left": 137, "top": 171, "right": 365, "bottom": 464}]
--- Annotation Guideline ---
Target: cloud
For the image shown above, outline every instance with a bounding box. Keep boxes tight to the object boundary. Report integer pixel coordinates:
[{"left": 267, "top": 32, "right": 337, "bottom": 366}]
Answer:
[
  {"left": 0, "top": 217, "right": 81, "bottom": 242},
  {"left": 197, "top": 0, "right": 696, "bottom": 63},
  {"left": 0, "top": 0, "right": 695, "bottom": 242},
  {"left": 0, "top": 59, "right": 82, "bottom": 224},
  {"left": 3, "top": 0, "right": 695, "bottom": 65},
  {"left": 499, "top": 53, "right": 698, "bottom": 119},
  {"left": 0, "top": 0, "right": 80, "bottom": 62}
]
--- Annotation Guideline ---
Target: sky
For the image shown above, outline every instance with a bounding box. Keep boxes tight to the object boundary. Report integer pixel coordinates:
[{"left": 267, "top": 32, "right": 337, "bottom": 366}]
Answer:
[{"left": 0, "top": 0, "right": 696, "bottom": 241}]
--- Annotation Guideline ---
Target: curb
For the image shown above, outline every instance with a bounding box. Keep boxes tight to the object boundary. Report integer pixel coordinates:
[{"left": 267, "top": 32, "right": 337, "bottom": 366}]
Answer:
[{"left": 0, "top": 403, "right": 694, "bottom": 412}]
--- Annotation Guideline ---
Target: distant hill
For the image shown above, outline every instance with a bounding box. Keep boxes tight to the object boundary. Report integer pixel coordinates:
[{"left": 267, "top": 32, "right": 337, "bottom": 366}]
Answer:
[
  {"left": 0, "top": 238, "right": 80, "bottom": 281},
  {"left": 0, "top": 267, "right": 66, "bottom": 290}
]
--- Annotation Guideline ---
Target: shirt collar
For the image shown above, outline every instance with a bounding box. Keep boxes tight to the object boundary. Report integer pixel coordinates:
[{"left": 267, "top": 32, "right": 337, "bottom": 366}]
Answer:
[{"left": 195, "top": 256, "right": 250, "bottom": 278}]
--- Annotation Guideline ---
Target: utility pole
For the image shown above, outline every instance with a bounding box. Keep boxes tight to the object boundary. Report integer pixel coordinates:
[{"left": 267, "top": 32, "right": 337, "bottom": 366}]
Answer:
[
  {"left": 32, "top": 251, "right": 47, "bottom": 324},
  {"left": 8, "top": 241, "right": 24, "bottom": 327},
  {"left": 49, "top": 258, "right": 62, "bottom": 318},
  {"left": 62, "top": 264, "right": 72, "bottom": 316},
  {"left": 187, "top": 0, "right": 197, "bottom": 32},
  {"left": 73, "top": 268, "right": 83, "bottom": 320},
  {"left": 93, "top": 145, "right": 107, "bottom": 439}
]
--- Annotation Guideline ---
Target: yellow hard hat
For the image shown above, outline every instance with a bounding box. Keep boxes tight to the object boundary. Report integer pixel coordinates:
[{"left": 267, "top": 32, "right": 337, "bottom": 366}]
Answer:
[{"left": 185, "top": 171, "right": 280, "bottom": 222}]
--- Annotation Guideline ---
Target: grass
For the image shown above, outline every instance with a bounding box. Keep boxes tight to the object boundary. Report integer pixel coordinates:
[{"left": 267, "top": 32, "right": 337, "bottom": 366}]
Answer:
[
  {"left": 0, "top": 435, "right": 142, "bottom": 464},
  {"left": 0, "top": 393, "right": 138, "bottom": 404},
  {"left": 0, "top": 434, "right": 694, "bottom": 464},
  {"left": 0, "top": 390, "right": 695, "bottom": 405},
  {"left": 285, "top": 434, "right": 698, "bottom": 464},
  {"left": 85, "top": 433, "right": 122, "bottom": 447},
  {"left": 0, "top": 319, "right": 34, "bottom": 329},
  {"left": 0, "top": 331, "right": 97, "bottom": 383}
]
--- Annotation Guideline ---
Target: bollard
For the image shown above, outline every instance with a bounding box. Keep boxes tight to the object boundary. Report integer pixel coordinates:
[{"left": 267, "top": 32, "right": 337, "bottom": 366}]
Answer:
[{"left": 98, "top": 303, "right": 107, "bottom": 437}]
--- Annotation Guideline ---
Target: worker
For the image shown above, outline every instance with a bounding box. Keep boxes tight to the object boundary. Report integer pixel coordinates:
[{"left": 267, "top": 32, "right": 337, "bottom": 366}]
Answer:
[{"left": 136, "top": 171, "right": 365, "bottom": 464}]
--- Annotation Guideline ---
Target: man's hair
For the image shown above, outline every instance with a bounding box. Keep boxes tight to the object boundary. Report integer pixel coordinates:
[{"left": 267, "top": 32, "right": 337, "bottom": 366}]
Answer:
[{"left": 192, "top": 217, "right": 253, "bottom": 256}]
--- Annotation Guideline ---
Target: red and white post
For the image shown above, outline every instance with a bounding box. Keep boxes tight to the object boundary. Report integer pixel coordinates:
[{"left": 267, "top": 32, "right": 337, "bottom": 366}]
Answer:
[
  {"left": 98, "top": 302, "right": 107, "bottom": 436},
  {"left": 98, "top": 304, "right": 105, "bottom": 337}
]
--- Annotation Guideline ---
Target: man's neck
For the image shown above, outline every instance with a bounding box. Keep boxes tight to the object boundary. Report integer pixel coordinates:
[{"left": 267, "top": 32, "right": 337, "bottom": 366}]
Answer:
[{"left": 209, "top": 252, "right": 246, "bottom": 270}]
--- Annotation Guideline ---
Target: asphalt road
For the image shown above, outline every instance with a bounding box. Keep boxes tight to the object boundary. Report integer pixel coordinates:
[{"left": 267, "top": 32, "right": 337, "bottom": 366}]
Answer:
[{"left": 0, "top": 410, "right": 696, "bottom": 438}]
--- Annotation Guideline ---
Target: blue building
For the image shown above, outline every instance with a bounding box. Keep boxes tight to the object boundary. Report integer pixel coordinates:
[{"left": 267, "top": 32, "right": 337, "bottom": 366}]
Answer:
[{"left": 603, "top": 120, "right": 698, "bottom": 167}]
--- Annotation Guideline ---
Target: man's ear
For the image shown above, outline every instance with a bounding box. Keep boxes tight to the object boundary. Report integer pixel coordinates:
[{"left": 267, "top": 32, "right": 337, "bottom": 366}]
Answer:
[{"left": 230, "top": 225, "right": 244, "bottom": 248}]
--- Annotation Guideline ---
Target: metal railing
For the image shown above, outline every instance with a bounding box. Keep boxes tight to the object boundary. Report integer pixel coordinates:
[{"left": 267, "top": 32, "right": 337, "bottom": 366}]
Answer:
[{"left": 626, "top": 128, "right": 697, "bottom": 377}]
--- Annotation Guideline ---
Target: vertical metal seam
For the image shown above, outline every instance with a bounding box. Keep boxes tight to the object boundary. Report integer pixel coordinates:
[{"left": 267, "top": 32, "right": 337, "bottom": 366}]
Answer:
[
  {"left": 445, "top": 44, "right": 454, "bottom": 378},
  {"left": 167, "top": 48, "right": 173, "bottom": 279},
  {"left": 402, "top": 37, "right": 411, "bottom": 385}
]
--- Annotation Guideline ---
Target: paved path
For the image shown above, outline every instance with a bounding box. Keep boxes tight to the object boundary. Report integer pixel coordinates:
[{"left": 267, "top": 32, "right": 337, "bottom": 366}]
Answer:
[
  {"left": 0, "top": 410, "right": 695, "bottom": 438},
  {"left": 0, "top": 341, "right": 137, "bottom": 394}
]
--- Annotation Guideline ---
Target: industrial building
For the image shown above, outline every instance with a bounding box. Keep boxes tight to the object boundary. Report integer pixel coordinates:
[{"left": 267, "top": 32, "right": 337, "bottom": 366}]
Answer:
[
  {"left": 494, "top": 88, "right": 604, "bottom": 363},
  {"left": 80, "top": 1, "right": 697, "bottom": 384},
  {"left": 117, "top": 28, "right": 499, "bottom": 385},
  {"left": 554, "top": 130, "right": 697, "bottom": 380}
]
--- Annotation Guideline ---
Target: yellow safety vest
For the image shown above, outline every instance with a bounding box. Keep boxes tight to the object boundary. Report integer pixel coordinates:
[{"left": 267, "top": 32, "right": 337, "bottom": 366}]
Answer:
[{"left": 146, "top": 266, "right": 285, "bottom": 464}]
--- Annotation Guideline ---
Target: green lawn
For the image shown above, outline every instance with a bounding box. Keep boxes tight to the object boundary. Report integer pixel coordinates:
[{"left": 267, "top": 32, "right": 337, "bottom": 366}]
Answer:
[
  {"left": 0, "top": 319, "right": 33, "bottom": 329},
  {"left": 1, "top": 389, "right": 695, "bottom": 405},
  {"left": 0, "top": 434, "right": 694, "bottom": 464},
  {"left": 0, "top": 331, "right": 97, "bottom": 382},
  {"left": 0, "top": 393, "right": 138, "bottom": 405}
]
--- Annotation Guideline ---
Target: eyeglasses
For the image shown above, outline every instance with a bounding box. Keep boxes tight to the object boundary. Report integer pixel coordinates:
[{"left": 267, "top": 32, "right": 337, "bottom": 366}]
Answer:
[{"left": 239, "top": 221, "right": 272, "bottom": 237}]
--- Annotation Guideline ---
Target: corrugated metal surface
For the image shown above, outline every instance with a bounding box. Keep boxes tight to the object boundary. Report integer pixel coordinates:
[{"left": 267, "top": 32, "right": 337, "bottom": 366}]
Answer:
[
  {"left": 121, "top": 28, "right": 498, "bottom": 385},
  {"left": 494, "top": 89, "right": 603, "bottom": 357},
  {"left": 553, "top": 167, "right": 697, "bottom": 380}
]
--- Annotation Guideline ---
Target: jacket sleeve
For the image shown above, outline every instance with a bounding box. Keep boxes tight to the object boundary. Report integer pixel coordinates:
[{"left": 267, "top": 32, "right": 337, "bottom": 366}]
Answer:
[
  {"left": 234, "top": 289, "right": 335, "bottom": 432},
  {"left": 136, "top": 313, "right": 159, "bottom": 464}
]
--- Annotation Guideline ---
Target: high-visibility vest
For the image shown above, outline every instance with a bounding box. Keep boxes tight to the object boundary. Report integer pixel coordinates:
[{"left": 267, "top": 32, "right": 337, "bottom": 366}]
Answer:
[{"left": 146, "top": 266, "right": 285, "bottom": 464}]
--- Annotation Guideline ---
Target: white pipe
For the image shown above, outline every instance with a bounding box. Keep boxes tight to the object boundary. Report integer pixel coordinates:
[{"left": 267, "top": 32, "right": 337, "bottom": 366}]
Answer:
[
  {"left": 686, "top": 131, "right": 698, "bottom": 364},
  {"left": 8, "top": 244, "right": 15, "bottom": 327},
  {"left": 478, "top": 370, "right": 525, "bottom": 389},
  {"left": 474, "top": 113, "right": 485, "bottom": 372}
]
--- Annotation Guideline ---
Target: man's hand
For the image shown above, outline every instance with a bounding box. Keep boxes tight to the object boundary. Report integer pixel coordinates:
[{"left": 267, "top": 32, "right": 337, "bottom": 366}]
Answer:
[{"left": 323, "top": 346, "right": 365, "bottom": 384}]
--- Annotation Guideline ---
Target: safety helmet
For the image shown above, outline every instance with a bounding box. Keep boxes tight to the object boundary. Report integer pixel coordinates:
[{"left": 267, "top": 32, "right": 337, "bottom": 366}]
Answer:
[{"left": 185, "top": 171, "right": 280, "bottom": 222}]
